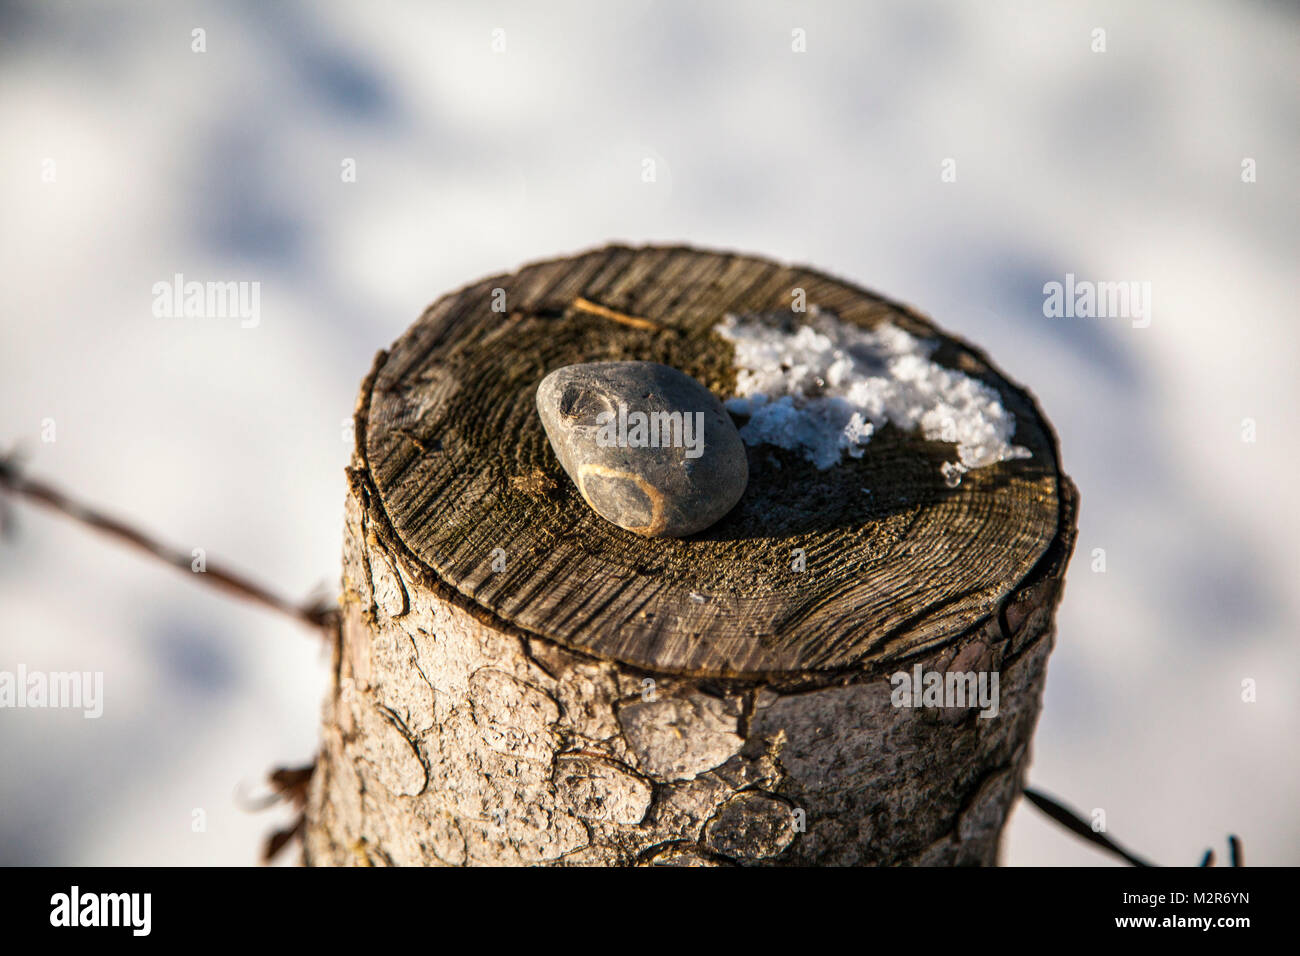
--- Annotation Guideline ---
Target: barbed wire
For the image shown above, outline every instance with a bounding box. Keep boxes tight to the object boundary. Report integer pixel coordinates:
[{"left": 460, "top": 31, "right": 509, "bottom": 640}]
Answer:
[{"left": 0, "top": 452, "right": 1245, "bottom": 867}]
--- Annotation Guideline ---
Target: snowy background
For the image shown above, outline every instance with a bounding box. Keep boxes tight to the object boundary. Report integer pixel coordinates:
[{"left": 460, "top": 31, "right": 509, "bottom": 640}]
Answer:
[{"left": 1, "top": 0, "right": 1296, "bottom": 865}]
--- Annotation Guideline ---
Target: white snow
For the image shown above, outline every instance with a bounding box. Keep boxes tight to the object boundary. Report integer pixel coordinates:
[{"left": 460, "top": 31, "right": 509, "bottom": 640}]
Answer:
[
  {"left": 715, "top": 309, "right": 1031, "bottom": 480},
  {"left": 5, "top": 1, "right": 1297, "bottom": 870}
]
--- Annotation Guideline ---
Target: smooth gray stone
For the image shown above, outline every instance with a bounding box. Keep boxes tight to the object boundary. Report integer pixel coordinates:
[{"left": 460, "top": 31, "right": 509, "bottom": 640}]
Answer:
[{"left": 536, "top": 362, "right": 748, "bottom": 537}]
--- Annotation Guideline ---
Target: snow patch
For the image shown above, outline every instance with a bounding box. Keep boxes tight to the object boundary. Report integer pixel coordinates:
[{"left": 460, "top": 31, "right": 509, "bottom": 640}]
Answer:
[{"left": 714, "top": 310, "right": 1031, "bottom": 480}]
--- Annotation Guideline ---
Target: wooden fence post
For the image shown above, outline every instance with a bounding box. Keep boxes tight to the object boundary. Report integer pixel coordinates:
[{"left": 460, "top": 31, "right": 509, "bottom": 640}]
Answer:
[{"left": 304, "top": 245, "right": 1078, "bottom": 866}]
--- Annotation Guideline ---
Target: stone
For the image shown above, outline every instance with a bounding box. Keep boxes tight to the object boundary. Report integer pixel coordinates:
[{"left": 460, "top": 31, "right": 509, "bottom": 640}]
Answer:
[{"left": 535, "top": 361, "right": 748, "bottom": 537}]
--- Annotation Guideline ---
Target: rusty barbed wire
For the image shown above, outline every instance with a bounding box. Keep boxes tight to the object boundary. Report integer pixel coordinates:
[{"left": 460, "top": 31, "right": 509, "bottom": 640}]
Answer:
[
  {"left": 0, "top": 451, "right": 336, "bottom": 633},
  {"left": 1, "top": 450, "right": 1246, "bottom": 867}
]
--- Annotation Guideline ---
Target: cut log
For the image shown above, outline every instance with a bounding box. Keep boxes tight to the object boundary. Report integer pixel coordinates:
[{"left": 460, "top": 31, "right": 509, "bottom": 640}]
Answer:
[{"left": 304, "top": 245, "right": 1078, "bottom": 866}]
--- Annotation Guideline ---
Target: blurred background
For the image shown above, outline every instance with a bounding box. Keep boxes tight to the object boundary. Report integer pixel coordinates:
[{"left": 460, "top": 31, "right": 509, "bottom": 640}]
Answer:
[{"left": 1, "top": 0, "right": 1296, "bottom": 865}]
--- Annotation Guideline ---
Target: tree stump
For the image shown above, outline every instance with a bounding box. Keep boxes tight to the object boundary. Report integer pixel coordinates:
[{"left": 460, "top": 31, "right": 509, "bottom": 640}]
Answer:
[{"left": 304, "top": 245, "right": 1078, "bottom": 866}]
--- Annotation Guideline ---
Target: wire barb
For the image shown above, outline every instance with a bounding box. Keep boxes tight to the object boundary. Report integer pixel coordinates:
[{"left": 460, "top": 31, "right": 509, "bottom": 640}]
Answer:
[
  {"left": 1025, "top": 786, "right": 1245, "bottom": 867},
  {"left": 1023, "top": 787, "right": 1154, "bottom": 867}
]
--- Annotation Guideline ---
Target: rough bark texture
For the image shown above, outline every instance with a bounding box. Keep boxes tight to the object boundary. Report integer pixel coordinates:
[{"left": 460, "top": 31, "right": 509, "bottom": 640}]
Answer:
[{"left": 304, "top": 245, "right": 1079, "bottom": 866}]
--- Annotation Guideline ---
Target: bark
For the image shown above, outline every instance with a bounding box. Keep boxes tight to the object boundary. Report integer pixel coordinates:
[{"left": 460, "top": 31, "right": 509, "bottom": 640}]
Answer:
[{"left": 304, "top": 245, "right": 1078, "bottom": 866}]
